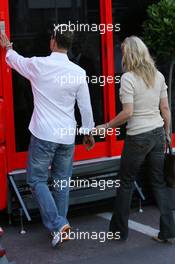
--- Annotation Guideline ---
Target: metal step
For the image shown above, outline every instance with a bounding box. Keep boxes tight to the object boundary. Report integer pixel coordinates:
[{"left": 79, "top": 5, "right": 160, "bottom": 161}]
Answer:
[
  {"left": 7, "top": 156, "right": 149, "bottom": 221},
  {"left": 7, "top": 157, "right": 121, "bottom": 220}
]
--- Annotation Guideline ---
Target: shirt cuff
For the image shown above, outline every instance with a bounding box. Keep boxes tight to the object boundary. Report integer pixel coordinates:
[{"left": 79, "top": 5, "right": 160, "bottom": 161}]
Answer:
[
  {"left": 160, "top": 90, "right": 168, "bottom": 99},
  {"left": 6, "top": 49, "right": 15, "bottom": 65},
  {"left": 79, "top": 123, "right": 95, "bottom": 135},
  {"left": 6, "top": 48, "right": 14, "bottom": 57}
]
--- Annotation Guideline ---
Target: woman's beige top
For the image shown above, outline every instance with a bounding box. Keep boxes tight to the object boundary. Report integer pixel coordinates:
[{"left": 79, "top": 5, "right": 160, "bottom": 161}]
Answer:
[{"left": 120, "top": 71, "right": 168, "bottom": 136}]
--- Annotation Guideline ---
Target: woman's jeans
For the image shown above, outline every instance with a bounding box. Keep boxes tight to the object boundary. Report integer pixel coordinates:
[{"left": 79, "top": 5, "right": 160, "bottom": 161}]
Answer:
[
  {"left": 27, "top": 135, "right": 75, "bottom": 232},
  {"left": 110, "top": 127, "right": 175, "bottom": 240}
]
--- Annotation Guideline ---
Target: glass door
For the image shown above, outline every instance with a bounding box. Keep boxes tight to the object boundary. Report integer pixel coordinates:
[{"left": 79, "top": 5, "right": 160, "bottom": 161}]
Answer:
[
  {"left": 6, "top": 0, "right": 112, "bottom": 170},
  {"left": 112, "top": 0, "right": 162, "bottom": 143}
]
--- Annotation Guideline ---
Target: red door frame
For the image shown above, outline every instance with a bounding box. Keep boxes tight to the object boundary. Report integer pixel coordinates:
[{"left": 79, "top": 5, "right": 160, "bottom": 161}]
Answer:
[
  {"left": 0, "top": 0, "right": 119, "bottom": 173},
  {"left": 0, "top": 2, "right": 16, "bottom": 173},
  {"left": 101, "top": 0, "right": 124, "bottom": 157}
]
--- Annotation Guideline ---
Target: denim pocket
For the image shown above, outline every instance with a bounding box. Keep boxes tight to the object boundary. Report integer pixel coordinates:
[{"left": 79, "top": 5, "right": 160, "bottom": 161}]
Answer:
[
  {"left": 30, "top": 136, "right": 55, "bottom": 160},
  {"left": 59, "top": 144, "right": 75, "bottom": 158}
]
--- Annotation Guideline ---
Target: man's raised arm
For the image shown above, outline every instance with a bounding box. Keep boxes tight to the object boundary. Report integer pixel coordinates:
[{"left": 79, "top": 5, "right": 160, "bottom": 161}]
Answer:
[{"left": 0, "top": 32, "right": 35, "bottom": 80}]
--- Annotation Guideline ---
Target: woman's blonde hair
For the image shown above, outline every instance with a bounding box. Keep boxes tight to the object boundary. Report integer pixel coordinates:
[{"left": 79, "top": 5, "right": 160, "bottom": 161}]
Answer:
[{"left": 122, "top": 36, "right": 157, "bottom": 88}]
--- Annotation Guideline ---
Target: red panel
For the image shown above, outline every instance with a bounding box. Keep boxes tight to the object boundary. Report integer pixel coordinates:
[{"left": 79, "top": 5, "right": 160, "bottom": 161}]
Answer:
[
  {"left": 0, "top": 12, "right": 5, "bottom": 97},
  {"left": 172, "top": 134, "right": 175, "bottom": 148},
  {"left": 100, "top": 0, "right": 108, "bottom": 123},
  {"left": 0, "top": 65, "right": 2, "bottom": 97},
  {"left": 0, "top": 146, "right": 7, "bottom": 210},
  {"left": 0, "top": 49, "right": 3, "bottom": 97},
  {"left": 100, "top": 0, "right": 118, "bottom": 157},
  {"left": 14, "top": 142, "right": 108, "bottom": 170},
  {"left": 0, "top": 0, "right": 21, "bottom": 172},
  {"left": 0, "top": 99, "right": 5, "bottom": 143}
]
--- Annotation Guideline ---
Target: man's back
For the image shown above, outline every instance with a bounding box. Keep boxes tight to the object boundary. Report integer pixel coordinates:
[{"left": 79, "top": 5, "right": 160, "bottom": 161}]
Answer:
[{"left": 6, "top": 50, "right": 95, "bottom": 144}]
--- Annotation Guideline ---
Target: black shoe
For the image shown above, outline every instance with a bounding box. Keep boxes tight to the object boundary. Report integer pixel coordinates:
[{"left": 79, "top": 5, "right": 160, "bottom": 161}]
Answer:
[
  {"left": 114, "top": 237, "right": 128, "bottom": 242},
  {"left": 110, "top": 231, "right": 128, "bottom": 242},
  {"left": 152, "top": 236, "right": 175, "bottom": 244}
]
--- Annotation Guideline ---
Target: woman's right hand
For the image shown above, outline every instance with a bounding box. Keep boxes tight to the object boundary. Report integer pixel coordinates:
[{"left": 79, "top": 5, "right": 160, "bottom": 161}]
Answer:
[{"left": 166, "top": 133, "right": 171, "bottom": 145}]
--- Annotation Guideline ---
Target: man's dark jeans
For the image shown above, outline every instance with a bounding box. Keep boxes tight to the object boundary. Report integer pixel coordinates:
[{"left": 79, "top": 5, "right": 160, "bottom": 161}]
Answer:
[{"left": 110, "top": 127, "right": 175, "bottom": 240}]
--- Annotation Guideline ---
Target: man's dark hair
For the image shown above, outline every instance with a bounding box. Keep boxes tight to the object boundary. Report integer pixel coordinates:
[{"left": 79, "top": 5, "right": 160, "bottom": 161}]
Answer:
[{"left": 51, "top": 25, "right": 74, "bottom": 50}]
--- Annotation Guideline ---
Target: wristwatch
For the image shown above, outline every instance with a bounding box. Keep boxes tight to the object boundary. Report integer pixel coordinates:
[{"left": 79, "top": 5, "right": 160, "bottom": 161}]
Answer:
[{"left": 105, "top": 122, "right": 110, "bottom": 130}]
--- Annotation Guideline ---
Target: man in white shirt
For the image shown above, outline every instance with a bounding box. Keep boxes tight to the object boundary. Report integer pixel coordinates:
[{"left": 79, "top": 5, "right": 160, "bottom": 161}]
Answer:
[{"left": 0, "top": 27, "right": 95, "bottom": 247}]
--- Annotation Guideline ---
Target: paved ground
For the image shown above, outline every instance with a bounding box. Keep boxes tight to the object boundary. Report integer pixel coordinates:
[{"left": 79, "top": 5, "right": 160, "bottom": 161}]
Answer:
[{"left": 1, "top": 206, "right": 175, "bottom": 264}]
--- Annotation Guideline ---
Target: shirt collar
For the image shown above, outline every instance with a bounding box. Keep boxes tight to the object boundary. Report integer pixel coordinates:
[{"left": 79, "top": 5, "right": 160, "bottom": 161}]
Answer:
[{"left": 50, "top": 52, "right": 69, "bottom": 60}]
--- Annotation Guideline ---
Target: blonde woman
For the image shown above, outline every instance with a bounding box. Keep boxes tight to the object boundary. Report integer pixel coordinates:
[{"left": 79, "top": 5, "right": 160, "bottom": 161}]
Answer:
[{"left": 97, "top": 36, "right": 175, "bottom": 243}]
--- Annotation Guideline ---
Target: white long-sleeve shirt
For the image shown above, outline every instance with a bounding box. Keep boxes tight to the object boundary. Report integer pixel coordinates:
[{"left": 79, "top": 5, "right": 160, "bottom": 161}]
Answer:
[{"left": 6, "top": 50, "right": 95, "bottom": 144}]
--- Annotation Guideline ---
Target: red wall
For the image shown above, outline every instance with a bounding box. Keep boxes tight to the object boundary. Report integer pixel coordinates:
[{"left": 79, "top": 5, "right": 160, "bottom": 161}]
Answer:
[{"left": 0, "top": 15, "right": 7, "bottom": 209}]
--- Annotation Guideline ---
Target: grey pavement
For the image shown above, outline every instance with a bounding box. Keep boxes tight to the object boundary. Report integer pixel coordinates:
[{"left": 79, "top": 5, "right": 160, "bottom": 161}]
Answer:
[{"left": 1, "top": 206, "right": 175, "bottom": 264}]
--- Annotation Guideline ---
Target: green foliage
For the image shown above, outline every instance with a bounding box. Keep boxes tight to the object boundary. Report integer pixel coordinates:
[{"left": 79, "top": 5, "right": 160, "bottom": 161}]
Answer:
[{"left": 143, "top": 0, "right": 175, "bottom": 59}]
